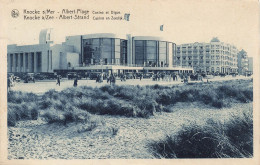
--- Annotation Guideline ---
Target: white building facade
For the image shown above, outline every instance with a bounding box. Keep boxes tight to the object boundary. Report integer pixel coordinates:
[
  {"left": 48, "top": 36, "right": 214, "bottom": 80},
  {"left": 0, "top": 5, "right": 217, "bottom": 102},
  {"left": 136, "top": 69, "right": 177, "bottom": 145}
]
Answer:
[
  {"left": 7, "top": 29, "right": 78, "bottom": 73},
  {"left": 7, "top": 29, "right": 194, "bottom": 74},
  {"left": 175, "top": 38, "right": 238, "bottom": 74}
]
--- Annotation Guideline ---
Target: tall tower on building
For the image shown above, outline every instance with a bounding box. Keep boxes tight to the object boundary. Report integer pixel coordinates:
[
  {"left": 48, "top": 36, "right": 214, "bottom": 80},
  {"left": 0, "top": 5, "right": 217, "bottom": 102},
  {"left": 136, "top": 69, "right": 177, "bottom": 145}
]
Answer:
[{"left": 39, "top": 28, "right": 54, "bottom": 44}]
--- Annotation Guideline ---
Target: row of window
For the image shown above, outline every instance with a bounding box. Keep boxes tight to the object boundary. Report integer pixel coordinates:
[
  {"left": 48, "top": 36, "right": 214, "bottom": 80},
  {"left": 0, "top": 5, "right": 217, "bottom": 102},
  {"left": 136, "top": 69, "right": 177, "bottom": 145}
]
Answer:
[
  {"left": 135, "top": 40, "right": 172, "bottom": 65},
  {"left": 135, "top": 40, "right": 167, "bottom": 47},
  {"left": 82, "top": 38, "right": 127, "bottom": 65},
  {"left": 177, "top": 56, "right": 237, "bottom": 61},
  {"left": 177, "top": 50, "right": 236, "bottom": 54},
  {"left": 176, "top": 56, "right": 237, "bottom": 61},
  {"left": 176, "top": 62, "right": 238, "bottom": 69},
  {"left": 178, "top": 45, "right": 233, "bottom": 50},
  {"left": 176, "top": 53, "right": 237, "bottom": 59},
  {"left": 182, "top": 53, "right": 238, "bottom": 57},
  {"left": 175, "top": 61, "right": 236, "bottom": 66},
  {"left": 8, "top": 52, "right": 42, "bottom": 72}
]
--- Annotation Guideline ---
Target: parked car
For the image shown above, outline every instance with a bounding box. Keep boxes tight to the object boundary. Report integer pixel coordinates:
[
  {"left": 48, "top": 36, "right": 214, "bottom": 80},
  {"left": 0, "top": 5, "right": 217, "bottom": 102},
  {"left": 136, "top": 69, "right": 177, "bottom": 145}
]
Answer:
[
  {"left": 45, "top": 73, "right": 57, "bottom": 79},
  {"left": 190, "top": 74, "right": 199, "bottom": 81},
  {"left": 68, "top": 72, "right": 76, "bottom": 80},
  {"left": 24, "top": 73, "right": 35, "bottom": 83},
  {"left": 78, "top": 72, "right": 87, "bottom": 79},
  {"left": 68, "top": 72, "right": 81, "bottom": 80},
  {"left": 135, "top": 73, "right": 143, "bottom": 78},
  {"left": 201, "top": 73, "right": 207, "bottom": 78},
  {"left": 89, "top": 72, "right": 101, "bottom": 80},
  {"left": 34, "top": 73, "right": 46, "bottom": 80},
  {"left": 143, "top": 72, "right": 154, "bottom": 78},
  {"left": 125, "top": 73, "right": 133, "bottom": 79},
  {"left": 219, "top": 73, "right": 226, "bottom": 77},
  {"left": 213, "top": 72, "right": 220, "bottom": 76},
  {"left": 229, "top": 72, "right": 238, "bottom": 77},
  {"left": 13, "top": 76, "right": 21, "bottom": 82}
]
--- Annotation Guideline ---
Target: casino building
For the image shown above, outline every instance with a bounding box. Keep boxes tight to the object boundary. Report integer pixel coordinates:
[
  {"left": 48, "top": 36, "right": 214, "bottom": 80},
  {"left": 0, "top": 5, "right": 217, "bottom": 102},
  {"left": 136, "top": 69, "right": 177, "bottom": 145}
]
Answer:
[
  {"left": 7, "top": 29, "right": 193, "bottom": 75},
  {"left": 7, "top": 29, "right": 78, "bottom": 73}
]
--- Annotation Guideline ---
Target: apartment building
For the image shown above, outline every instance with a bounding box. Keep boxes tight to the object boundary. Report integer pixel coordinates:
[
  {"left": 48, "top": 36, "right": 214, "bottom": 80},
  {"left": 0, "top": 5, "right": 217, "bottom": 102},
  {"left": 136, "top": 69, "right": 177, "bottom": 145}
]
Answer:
[{"left": 175, "top": 37, "right": 238, "bottom": 74}]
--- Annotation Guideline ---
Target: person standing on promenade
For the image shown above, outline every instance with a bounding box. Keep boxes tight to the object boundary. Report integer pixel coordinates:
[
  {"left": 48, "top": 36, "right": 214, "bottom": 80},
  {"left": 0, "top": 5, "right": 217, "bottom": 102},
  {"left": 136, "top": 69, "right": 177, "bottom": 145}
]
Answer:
[
  {"left": 173, "top": 74, "right": 176, "bottom": 81},
  {"left": 7, "top": 77, "right": 11, "bottom": 92},
  {"left": 100, "top": 73, "right": 104, "bottom": 83},
  {"left": 123, "top": 74, "right": 126, "bottom": 81},
  {"left": 112, "top": 75, "right": 116, "bottom": 85},
  {"left": 110, "top": 74, "right": 116, "bottom": 86},
  {"left": 107, "top": 74, "right": 110, "bottom": 84},
  {"left": 56, "top": 75, "right": 61, "bottom": 86},
  {"left": 73, "top": 77, "right": 78, "bottom": 87},
  {"left": 109, "top": 74, "right": 113, "bottom": 85}
]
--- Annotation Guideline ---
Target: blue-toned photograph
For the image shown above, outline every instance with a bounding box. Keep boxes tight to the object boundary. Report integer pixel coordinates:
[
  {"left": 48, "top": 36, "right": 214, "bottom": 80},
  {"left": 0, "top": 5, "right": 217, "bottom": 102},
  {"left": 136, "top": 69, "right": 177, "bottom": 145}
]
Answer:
[{"left": 4, "top": 0, "right": 257, "bottom": 160}]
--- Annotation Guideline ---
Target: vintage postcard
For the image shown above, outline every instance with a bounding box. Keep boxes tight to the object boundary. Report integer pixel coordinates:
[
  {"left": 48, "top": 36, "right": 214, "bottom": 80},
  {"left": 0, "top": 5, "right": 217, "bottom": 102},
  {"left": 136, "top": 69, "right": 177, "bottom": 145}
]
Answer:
[{"left": 0, "top": 0, "right": 259, "bottom": 164}]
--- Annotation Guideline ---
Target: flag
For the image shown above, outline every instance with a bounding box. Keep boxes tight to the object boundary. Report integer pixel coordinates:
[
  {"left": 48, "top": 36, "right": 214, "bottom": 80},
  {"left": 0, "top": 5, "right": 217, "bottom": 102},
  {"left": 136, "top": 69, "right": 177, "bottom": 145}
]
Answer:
[
  {"left": 124, "top": 13, "right": 130, "bottom": 21},
  {"left": 160, "top": 25, "right": 164, "bottom": 31}
]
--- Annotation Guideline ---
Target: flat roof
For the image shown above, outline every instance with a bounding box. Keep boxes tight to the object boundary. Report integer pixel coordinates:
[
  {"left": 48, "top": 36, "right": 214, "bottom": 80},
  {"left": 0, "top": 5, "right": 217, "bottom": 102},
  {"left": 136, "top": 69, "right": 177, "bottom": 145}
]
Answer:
[
  {"left": 67, "top": 33, "right": 127, "bottom": 40},
  {"left": 133, "top": 36, "right": 173, "bottom": 42},
  {"left": 74, "top": 65, "right": 193, "bottom": 71}
]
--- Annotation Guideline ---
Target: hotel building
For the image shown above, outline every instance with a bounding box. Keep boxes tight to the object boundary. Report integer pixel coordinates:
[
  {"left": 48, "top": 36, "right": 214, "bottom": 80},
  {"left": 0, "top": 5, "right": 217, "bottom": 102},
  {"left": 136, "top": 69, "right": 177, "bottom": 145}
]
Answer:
[{"left": 175, "top": 38, "right": 239, "bottom": 74}]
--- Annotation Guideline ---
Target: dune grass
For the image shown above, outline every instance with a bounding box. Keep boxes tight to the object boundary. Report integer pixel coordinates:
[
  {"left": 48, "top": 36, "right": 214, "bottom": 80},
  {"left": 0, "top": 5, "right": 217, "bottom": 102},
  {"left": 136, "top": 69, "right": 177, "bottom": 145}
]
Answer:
[
  {"left": 148, "top": 109, "right": 253, "bottom": 158},
  {"left": 7, "top": 79, "right": 253, "bottom": 127},
  {"left": 7, "top": 91, "right": 38, "bottom": 126},
  {"left": 7, "top": 79, "right": 254, "bottom": 159}
]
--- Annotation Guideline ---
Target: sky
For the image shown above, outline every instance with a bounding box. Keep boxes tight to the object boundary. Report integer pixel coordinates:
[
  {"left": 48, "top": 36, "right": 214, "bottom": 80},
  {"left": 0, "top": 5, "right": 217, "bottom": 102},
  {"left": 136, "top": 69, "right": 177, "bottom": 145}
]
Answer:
[{"left": 1, "top": 0, "right": 259, "bottom": 57}]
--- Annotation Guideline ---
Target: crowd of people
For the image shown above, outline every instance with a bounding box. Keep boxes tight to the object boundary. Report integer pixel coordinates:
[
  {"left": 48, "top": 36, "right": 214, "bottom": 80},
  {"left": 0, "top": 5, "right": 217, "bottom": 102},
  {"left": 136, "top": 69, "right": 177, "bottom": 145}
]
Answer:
[
  {"left": 52, "top": 71, "right": 208, "bottom": 88},
  {"left": 55, "top": 73, "right": 118, "bottom": 87},
  {"left": 8, "top": 71, "right": 247, "bottom": 92},
  {"left": 95, "top": 73, "right": 117, "bottom": 85},
  {"left": 91, "top": 72, "right": 207, "bottom": 85}
]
